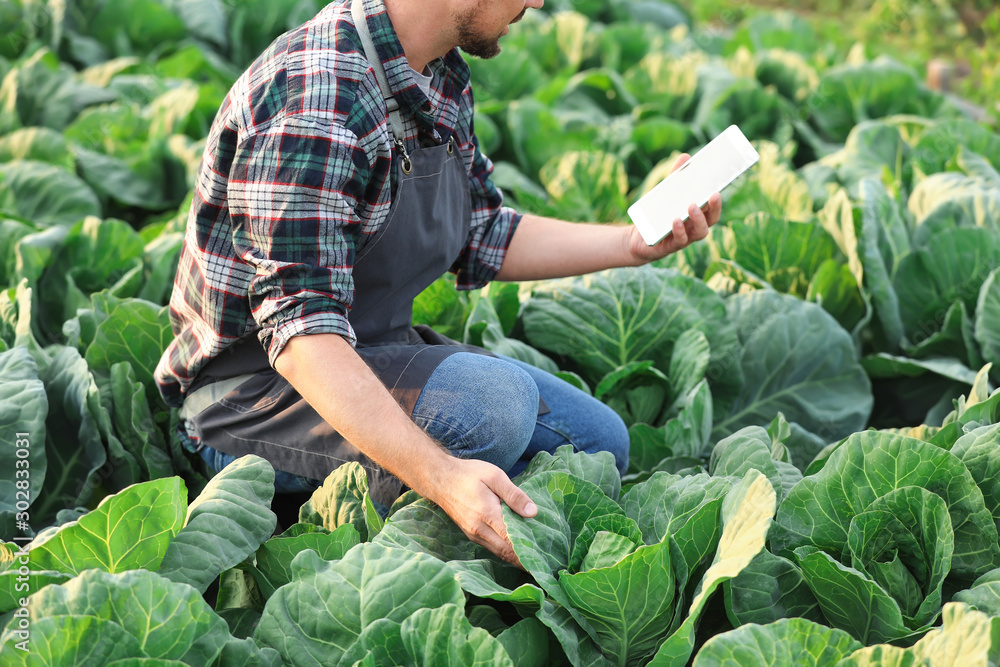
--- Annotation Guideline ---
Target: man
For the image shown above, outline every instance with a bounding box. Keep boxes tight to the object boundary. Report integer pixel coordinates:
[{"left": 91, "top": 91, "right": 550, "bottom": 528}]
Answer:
[{"left": 154, "top": 0, "right": 722, "bottom": 565}]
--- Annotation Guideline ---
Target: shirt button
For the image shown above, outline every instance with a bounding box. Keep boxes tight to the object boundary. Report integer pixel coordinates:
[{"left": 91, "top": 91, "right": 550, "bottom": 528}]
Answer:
[{"left": 422, "top": 102, "right": 432, "bottom": 111}]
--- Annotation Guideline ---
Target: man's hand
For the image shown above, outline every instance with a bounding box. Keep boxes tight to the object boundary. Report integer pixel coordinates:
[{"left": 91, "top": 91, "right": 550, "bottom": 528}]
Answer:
[
  {"left": 427, "top": 457, "right": 538, "bottom": 567},
  {"left": 623, "top": 153, "right": 723, "bottom": 265},
  {"left": 276, "top": 333, "right": 540, "bottom": 567}
]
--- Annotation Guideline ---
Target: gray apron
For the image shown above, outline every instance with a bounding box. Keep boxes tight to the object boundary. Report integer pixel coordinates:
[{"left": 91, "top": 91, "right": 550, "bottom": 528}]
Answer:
[{"left": 183, "top": 1, "right": 542, "bottom": 506}]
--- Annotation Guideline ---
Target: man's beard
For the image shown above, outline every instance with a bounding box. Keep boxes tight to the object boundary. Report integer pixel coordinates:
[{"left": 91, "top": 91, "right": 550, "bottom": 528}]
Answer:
[{"left": 454, "top": 6, "right": 527, "bottom": 59}]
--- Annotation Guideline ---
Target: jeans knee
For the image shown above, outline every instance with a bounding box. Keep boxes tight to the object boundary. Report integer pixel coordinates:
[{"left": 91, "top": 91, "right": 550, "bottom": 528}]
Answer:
[
  {"left": 414, "top": 353, "right": 539, "bottom": 473},
  {"left": 484, "top": 366, "right": 539, "bottom": 470},
  {"left": 606, "top": 413, "right": 630, "bottom": 475}
]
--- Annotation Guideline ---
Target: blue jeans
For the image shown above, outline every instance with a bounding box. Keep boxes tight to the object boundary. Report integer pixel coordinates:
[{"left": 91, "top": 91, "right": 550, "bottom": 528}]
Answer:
[{"left": 197, "top": 353, "right": 629, "bottom": 493}]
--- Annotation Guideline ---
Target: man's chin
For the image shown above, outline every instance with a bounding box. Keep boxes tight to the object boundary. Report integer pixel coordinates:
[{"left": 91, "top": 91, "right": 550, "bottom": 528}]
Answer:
[{"left": 457, "top": 37, "right": 502, "bottom": 60}]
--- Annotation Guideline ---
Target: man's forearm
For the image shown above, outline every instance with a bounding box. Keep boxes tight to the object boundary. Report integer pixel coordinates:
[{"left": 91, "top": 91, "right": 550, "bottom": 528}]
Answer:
[
  {"left": 494, "top": 214, "right": 641, "bottom": 282},
  {"left": 273, "top": 332, "right": 452, "bottom": 495},
  {"left": 494, "top": 155, "right": 722, "bottom": 282},
  {"left": 274, "top": 331, "right": 538, "bottom": 565}
]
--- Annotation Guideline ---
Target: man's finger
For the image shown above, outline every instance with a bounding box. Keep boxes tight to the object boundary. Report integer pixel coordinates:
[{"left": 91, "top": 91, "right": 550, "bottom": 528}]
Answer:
[
  {"left": 706, "top": 192, "right": 722, "bottom": 226},
  {"left": 686, "top": 203, "right": 709, "bottom": 241},
  {"left": 671, "top": 217, "right": 688, "bottom": 247},
  {"left": 467, "top": 520, "right": 522, "bottom": 568},
  {"left": 486, "top": 471, "right": 537, "bottom": 518},
  {"left": 669, "top": 153, "right": 691, "bottom": 174}
]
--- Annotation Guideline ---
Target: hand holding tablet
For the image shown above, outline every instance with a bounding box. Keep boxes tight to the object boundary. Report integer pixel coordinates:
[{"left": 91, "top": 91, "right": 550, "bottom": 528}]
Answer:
[{"left": 628, "top": 125, "right": 760, "bottom": 246}]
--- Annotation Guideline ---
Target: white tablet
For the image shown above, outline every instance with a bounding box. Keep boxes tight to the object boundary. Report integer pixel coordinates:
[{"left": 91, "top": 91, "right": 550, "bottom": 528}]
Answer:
[{"left": 627, "top": 125, "right": 760, "bottom": 246}]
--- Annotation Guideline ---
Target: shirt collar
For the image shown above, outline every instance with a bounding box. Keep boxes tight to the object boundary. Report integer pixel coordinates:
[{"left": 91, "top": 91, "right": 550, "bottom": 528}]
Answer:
[{"left": 356, "top": 0, "right": 471, "bottom": 129}]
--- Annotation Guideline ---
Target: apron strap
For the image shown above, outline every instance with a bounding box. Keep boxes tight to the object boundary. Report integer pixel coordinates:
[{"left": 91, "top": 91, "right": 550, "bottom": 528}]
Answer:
[{"left": 351, "top": 0, "right": 409, "bottom": 166}]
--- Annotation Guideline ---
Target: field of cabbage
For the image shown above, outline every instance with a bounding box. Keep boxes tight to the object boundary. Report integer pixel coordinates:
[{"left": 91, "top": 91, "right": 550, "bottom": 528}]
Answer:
[{"left": 2, "top": 0, "right": 1000, "bottom": 664}]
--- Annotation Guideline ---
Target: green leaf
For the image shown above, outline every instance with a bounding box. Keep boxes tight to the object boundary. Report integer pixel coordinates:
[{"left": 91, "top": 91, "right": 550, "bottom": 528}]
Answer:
[
  {"left": 824, "top": 121, "right": 911, "bottom": 197},
  {"left": 522, "top": 266, "right": 739, "bottom": 391},
  {"left": 468, "top": 48, "right": 543, "bottom": 102},
  {"left": 568, "top": 513, "right": 644, "bottom": 573},
  {"left": 254, "top": 523, "right": 360, "bottom": 595},
  {"left": 854, "top": 178, "right": 909, "bottom": 349},
  {"left": 768, "top": 414, "right": 828, "bottom": 473},
  {"left": 711, "top": 426, "right": 802, "bottom": 501},
  {"left": 713, "top": 290, "right": 872, "bottom": 443},
  {"left": 29, "top": 477, "right": 185, "bottom": 575},
  {"left": 412, "top": 275, "right": 472, "bottom": 340},
  {"left": 217, "top": 607, "right": 263, "bottom": 639},
  {"left": 594, "top": 360, "right": 671, "bottom": 427},
  {"left": 363, "top": 493, "right": 384, "bottom": 538},
  {"left": 954, "top": 568, "right": 1000, "bottom": 616},
  {"left": 559, "top": 536, "right": 676, "bottom": 665},
  {"left": 0, "top": 161, "right": 100, "bottom": 228},
  {"left": 84, "top": 298, "right": 171, "bottom": 391},
  {"left": 504, "top": 471, "right": 624, "bottom": 619},
  {"left": 955, "top": 146, "right": 1000, "bottom": 188},
  {"left": 755, "top": 48, "right": 819, "bottom": 101},
  {"left": 625, "top": 380, "right": 713, "bottom": 478},
  {"left": 624, "top": 52, "right": 699, "bottom": 118},
  {"left": 298, "top": 461, "right": 370, "bottom": 540},
  {"left": 895, "top": 228, "right": 1000, "bottom": 343},
  {"left": 445, "top": 559, "right": 545, "bottom": 610},
  {"left": 847, "top": 487, "right": 953, "bottom": 627},
  {"left": 397, "top": 603, "right": 514, "bottom": 667},
  {"left": 496, "top": 618, "right": 551, "bottom": 667},
  {"left": 213, "top": 635, "right": 283, "bottom": 666},
  {"left": 837, "top": 602, "right": 995, "bottom": 666},
  {"left": 693, "top": 617, "right": 862, "bottom": 666},
  {"left": 721, "top": 143, "right": 814, "bottom": 224},
  {"left": 951, "top": 424, "right": 1000, "bottom": 536},
  {"left": 0, "top": 128, "right": 74, "bottom": 171},
  {"left": 808, "top": 58, "right": 939, "bottom": 143},
  {"left": 0, "top": 615, "right": 147, "bottom": 665},
  {"left": 862, "top": 353, "right": 979, "bottom": 386},
  {"left": 806, "top": 259, "right": 866, "bottom": 332},
  {"left": 516, "top": 445, "right": 621, "bottom": 502},
  {"left": 505, "top": 99, "right": 598, "bottom": 178},
  {"left": 648, "top": 470, "right": 777, "bottom": 666},
  {"left": 902, "top": 301, "right": 981, "bottom": 370},
  {"left": 108, "top": 361, "right": 173, "bottom": 479},
  {"left": 620, "top": 472, "right": 731, "bottom": 547},
  {"left": 975, "top": 268, "right": 1000, "bottom": 367},
  {"left": 24, "top": 568, "right": 234, "bottom": 664},
  {"left": 137, "top": 231, "right": 183, "bottom": 306},
  {"left": 666, "top": 328, "right": 710, "bottom": 414},
  {"left": 728, "top": 11, "right": 817, "bottom": 54},
  {"left": 0, "top": 48, "right": 117, "bottom": 132},
  {"left": 464, "top": 289, "right": 558, "bottom": 372},
  {"left": 30, "top": 346, "right": 111, "bottom": 526},
  {"left": 708, "top": 216, "right": 837, "bottom": 294},
  {"left": 771, "top": 430, "right": 1000, "bottom": 581},
  {"left": 73, "top": 146, "right": 168, "bottom": 211},
  {"left": 909, "top": 173, "right": 1000, "bottom": 245},
  {"left": 372, "top": 499, "right": 477, "bottom": 562},
  {"left": 913, "top": 119, "right": 1000, "bottom": 177},
  {"left": 0, "top": 347, "right": 46, "bottom": 518},
  {"left": 795, "top": 545, "right": 913, "bottom": 644},
  {"left": 158, "top": 455, "right": 277, "bottom": 594},
  {"left": 253, "top": 544, "right": 465, "bottom": 666},
  {"left": 724, "top": 549, "right": 823, "bottom": 626},
  {"left": 0, "top": 566, "right": 73, "bottom": 612},
  {"left": 538, "top": 150, "right": 628, "bottom": 223}
]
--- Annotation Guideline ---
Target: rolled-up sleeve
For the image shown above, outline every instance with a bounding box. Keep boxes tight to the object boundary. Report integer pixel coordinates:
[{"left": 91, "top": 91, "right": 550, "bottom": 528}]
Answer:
[
  {"left": 227, "top": 113, "right": 367, "bottom": 366},
  {"left": 451, "top": 136, "right": 523, "bottom": 290}
]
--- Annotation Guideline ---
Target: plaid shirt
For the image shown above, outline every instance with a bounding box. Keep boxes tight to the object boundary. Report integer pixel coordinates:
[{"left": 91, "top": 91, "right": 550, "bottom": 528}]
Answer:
[{"left": 154, "top": 0, "right": 521, "bottom": 408}]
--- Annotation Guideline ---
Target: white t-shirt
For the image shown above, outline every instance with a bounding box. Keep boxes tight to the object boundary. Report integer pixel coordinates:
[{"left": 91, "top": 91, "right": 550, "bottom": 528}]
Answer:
[{"left": 410, "top": 66, "right": 433, "bottom": 98}]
